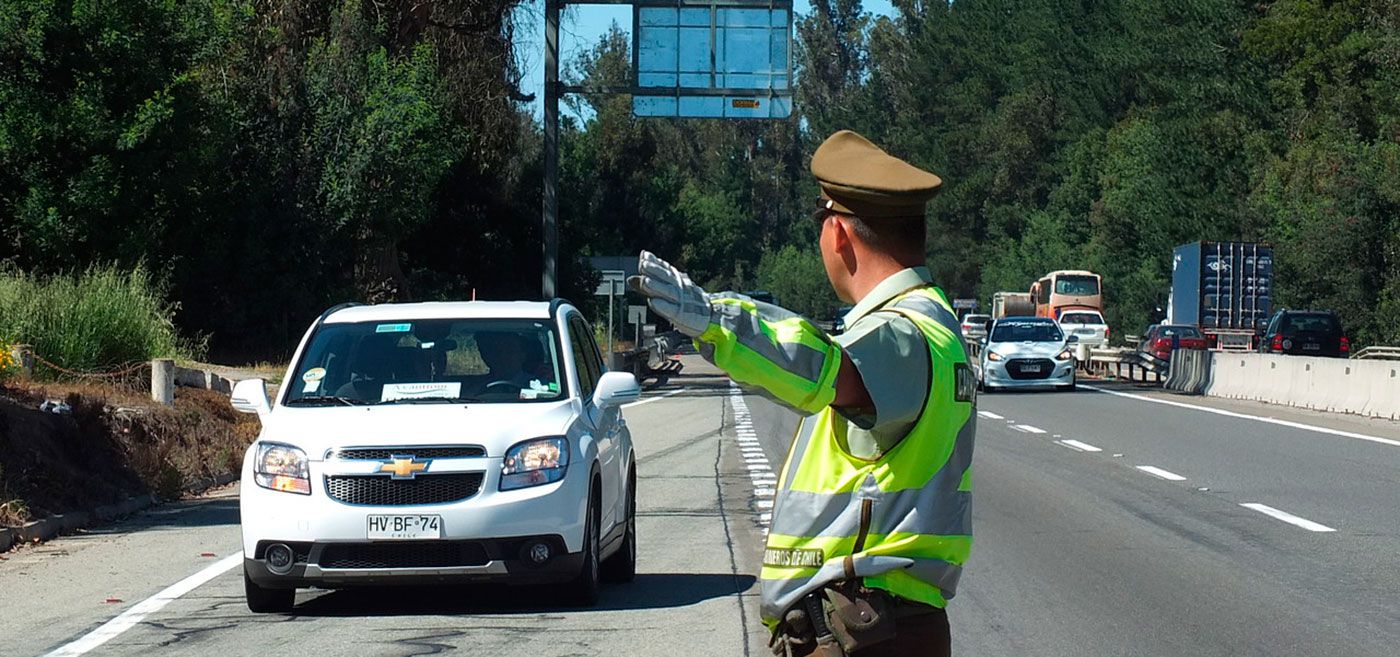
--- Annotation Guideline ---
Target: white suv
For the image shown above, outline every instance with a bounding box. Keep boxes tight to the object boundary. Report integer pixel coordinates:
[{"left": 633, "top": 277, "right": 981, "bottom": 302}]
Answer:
[{"left": 230, "top": 300, "right": 641, "bottom": 613}]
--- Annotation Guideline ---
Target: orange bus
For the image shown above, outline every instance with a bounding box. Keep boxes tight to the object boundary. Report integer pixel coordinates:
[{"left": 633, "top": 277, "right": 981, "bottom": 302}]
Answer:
[{"left": 1030, "top": 270, "right": 1103, "bottom": 319}]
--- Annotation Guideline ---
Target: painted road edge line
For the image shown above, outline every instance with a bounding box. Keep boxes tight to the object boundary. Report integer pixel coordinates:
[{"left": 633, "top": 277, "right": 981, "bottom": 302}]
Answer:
[
  {"left": 730, "top": 382, "right": 773, "bottom": 529},
  {"left": 623, "top": 388, "right": 686, "bottom": 408},
  {"left": 1240, "top": 503, "right": 1336, "bottom": 533},
  {"left": 977, "top": 411, "right": 1004, "bottom": 420},
  {"left": 44, "top": 552, "right": 243, "bottom": 657},
  {"left": 1081, "top": 384, "right": 1400, "bottom": 448},
  {"left": 1136, "top": 465, "right": 1187, "bottom": 481},
  {"left": 1057, "top": 439, "right": 1102, "bottom": 452}
]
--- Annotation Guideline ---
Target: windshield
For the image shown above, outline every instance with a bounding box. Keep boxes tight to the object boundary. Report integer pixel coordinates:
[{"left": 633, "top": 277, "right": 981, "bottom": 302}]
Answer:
[
  {"left": 1281, "top": 314, "right": 1339, "bottom": 335},
  {"left": 963, "top": 314, "right": 990, "bottom": 324},
  {"left": 284, "top": 318, "right": 566, "bottom": 405},
  {"left": 1059, "top": 312, "right": 1104, "bottom": 325},
  {"left": 1054, "top": 275, "right": 1100, "bottom": 296},
  {"left": 991, "top": 321, "right": 1064, "bottom": 343}
]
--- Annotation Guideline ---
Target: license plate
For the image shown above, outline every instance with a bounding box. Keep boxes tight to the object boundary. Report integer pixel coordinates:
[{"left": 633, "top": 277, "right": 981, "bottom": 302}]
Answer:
[
  {"left": 1303, "top": 343, "right": 1321, "bottom": 351},
  {"left": 1021, "top": 364, "right": 1043, "bottom": 373},
  {"left": 367, "top": 514, "right": 442, "bottom": 540}
]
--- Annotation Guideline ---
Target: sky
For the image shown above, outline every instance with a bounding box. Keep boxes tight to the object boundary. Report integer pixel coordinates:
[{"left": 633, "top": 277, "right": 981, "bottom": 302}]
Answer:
[{"left": 511, "top": 0, "right": 898, "bottom": 120}]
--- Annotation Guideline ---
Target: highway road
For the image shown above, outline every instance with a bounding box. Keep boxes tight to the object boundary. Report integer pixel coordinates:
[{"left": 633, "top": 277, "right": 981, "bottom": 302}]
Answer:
[{"left": 6, "top": 356, "right": 1400, "bottom": 656}]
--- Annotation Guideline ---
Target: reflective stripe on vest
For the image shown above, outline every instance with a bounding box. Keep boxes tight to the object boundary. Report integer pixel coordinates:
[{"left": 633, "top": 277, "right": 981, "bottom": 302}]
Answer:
[{"left": 759, "top": 286, "right": 976, "bottom": 625}]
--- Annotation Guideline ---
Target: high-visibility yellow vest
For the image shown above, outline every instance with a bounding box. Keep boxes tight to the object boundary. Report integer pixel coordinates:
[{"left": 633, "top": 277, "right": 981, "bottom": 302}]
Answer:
[{"left": 758, "top": 286, "right": 975, "bottom": 625}]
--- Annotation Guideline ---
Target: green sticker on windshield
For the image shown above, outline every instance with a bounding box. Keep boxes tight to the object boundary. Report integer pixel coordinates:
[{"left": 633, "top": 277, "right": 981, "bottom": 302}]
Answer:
[
  {"left": 547, "top": 382, "right": 559, "bottom": 392},
  {"left": 375, "top": 323, "right": 411, "bottom": 333}
]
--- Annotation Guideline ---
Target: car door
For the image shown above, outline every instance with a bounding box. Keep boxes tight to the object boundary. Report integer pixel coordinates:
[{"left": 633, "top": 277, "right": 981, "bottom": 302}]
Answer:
[{"left": 569, "top": 315, "right": 621, "bottom": 533}]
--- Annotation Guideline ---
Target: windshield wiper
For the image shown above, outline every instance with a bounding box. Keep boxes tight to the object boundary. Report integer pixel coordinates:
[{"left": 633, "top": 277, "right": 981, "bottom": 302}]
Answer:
[
  {"left": 285, "top": 396, "right": 364, "bottom": 407},
  {"left": 375, "top": 397, "right": 482, "bottom": 405}
]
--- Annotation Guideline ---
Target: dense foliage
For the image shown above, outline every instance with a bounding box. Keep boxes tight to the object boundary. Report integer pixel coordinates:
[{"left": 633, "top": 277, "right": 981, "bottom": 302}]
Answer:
[{"left": 2, "top": 0, "right": 1396, "bottom": 361}]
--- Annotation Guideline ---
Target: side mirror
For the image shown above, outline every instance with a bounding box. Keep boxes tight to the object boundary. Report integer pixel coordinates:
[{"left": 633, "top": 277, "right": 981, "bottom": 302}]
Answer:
[
  {"left": 231, "top": 378, "right": 272, "bottom": 417},
  {"left": 1066, "top": 334, "right": 1080, "bottom": 344},
  {"left": 983, "top": 319, "right": 994, "bottom": 333},
  {"left": 593, "top": 371, "right": 642, "bottom": 409}
]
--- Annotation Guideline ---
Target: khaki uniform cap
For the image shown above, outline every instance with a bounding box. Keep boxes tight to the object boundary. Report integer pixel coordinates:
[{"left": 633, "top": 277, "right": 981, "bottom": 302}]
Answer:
[{"left": 811, "top": 130, "right": 942, "bottom": 218}]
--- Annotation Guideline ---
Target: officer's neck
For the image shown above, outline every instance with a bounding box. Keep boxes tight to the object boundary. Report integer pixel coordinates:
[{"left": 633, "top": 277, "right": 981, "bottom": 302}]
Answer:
[{"left": 845, "top": 254, "right": 916, "bottom": 304}]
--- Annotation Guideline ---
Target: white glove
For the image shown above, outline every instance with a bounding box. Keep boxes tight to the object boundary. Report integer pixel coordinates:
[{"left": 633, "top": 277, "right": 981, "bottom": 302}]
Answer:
[{"left": 630, "top": 251, "right": 712, "bottom": 337}]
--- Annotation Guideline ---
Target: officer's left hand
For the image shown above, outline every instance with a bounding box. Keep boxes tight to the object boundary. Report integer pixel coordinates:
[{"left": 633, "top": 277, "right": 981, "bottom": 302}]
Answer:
[{"left": 629, "top": 251, "right": 712, "bottom": 337}]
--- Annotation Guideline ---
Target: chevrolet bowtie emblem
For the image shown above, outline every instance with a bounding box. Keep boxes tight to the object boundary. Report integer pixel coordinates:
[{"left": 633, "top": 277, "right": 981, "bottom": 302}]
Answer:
[{"left": 379, "top": 456, "right": 429, "bottom": 479}]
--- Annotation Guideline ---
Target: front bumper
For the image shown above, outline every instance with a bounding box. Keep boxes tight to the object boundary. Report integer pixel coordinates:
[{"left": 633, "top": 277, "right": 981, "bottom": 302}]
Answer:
[
  {"left": 240, "top": 453, "right": 589, "bottom": 588},
  {"left": 243, "top": 535, "right": 584, "bottom": 588},
  {"left": 981, "top": 357, "right": 1076, "bottom": 389}
]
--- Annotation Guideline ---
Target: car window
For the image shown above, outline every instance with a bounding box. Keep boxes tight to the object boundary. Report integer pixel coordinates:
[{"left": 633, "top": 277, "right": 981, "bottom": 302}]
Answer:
[
  {"left": 963, "top": 314, "right": 990, "bottom": 324},
  {"left": 1281, "top": 314, "right": 1338, "bottom": 335},
  {"left": 990, "top": 321, "right": 1063, "bottom": 342},
  {"left": 284, "top": 318, "right": 565, "bottom": 405},
  {"left": 1059, "top": 312, "right": 1103, "bottom": 325},
  {"left": 568, "top": 316, "right": 599, "bottom": 399},
  {"left": 1158, "top": 326, "right": 1203, "bottom": 339}
]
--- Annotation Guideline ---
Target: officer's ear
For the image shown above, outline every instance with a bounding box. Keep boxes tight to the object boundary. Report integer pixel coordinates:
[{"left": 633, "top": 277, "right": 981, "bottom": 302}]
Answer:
[{"left": 828, "top": 215, "right": 856, "bottom": 256}]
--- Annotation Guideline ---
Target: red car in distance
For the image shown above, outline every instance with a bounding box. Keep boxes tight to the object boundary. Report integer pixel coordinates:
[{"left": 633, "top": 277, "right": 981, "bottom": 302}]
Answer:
[{"left": 1138, "top": 324, "right": 1208, "bottom": 363}]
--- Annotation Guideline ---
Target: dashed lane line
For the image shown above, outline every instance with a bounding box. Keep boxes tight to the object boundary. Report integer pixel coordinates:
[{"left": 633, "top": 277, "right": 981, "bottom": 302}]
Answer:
[
  {"left": 730, "top": 382, "right": 773, "bottom": 530},
  {"left": 977, "top": 411, "right": 1004, "bottom": 420},
  {"left": 1012, "top": 424, "right": 1046, "bottom": 434},
  {"left": 1136, "top": 465, "right": 1188, "bottom": 481},
  {"left": 1240, "top": 503, "right": 1336, "bottom": 533},
  {"left": 623, "top": 389, "right": 686, "bottom": 408},
  {"left": 1056, "top": 439, "right": 1102, "bottom": 453}
]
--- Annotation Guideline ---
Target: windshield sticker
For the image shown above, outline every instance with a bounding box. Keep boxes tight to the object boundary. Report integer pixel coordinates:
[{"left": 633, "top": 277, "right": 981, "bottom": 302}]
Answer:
[
  {"left": 301, "top": 367, "right": 326, "bottom": 383},
  {"left": 375, "top": 323, "right": 412, "bottom": 333},
  {"left": 547, "top": 382, "right": 560, "bottom": 392},
  {"left": 380, "top": 382, "right": 461, "bottom": 402},
  {"left": 302, "top": 380, "right": 321, "bottom": 394}
]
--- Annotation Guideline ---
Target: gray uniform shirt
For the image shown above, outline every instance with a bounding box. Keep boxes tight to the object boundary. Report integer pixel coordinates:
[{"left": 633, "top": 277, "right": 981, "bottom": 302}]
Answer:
[{"left": 832, "top": 267, "right": 936, "bottom": 460}]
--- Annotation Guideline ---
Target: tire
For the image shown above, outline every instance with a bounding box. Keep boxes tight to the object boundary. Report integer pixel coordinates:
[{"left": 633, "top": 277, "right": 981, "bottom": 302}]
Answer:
[
  {"left": 602, "top": 466, "right": 637, "bottom": 584},
  {"left": 244, "top": 570, "right": 295, "bottom": 614},
  {"left": 566, "top": 486, "right": 602, "bottom": 607}
]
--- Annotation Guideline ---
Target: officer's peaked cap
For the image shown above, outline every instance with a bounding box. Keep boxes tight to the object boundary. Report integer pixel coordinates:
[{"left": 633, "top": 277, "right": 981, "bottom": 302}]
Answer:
[{"left": 811, "top": 130, "right": 942, "bottom": 219}]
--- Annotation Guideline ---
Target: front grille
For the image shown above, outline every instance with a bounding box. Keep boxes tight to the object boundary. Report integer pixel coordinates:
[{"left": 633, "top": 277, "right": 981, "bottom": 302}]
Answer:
[
  {"left": 1006, "top": 358, "right": 1055, "bottom": 380},
  {"left": 318, "top": 542, "right": 489, "bottom": 569},
  {"left": 324, "top": 473, "right": 484, "bottom": 506},
  {"left": 328, "top": 446, "right": 486, "bottom": 460}
]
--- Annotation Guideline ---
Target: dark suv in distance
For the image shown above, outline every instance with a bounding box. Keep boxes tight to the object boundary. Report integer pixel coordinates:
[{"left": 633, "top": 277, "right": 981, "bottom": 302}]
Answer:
[{"left": 1259, "top": 310, "right": 1350, "bottom": 358}]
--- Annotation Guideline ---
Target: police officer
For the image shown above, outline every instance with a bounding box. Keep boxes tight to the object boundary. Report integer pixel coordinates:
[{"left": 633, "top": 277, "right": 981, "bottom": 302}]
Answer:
[{"left": 632, "top": 130, "right": 975, "bottom": 656}]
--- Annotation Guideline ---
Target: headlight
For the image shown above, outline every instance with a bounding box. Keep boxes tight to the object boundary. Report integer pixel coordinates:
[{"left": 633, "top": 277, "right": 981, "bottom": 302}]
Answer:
[
  {"left": 1055, "top": 348, "right": 1074, "bottom": 361},
  {"left": 501, "top": 436, "right": 569, "bottom": 491},
  {"left": 254, "top": 442, "right": 311, "bottom": 495},
  {"left": 986, "top": 351, "right": 1004, "bottom": 361}
]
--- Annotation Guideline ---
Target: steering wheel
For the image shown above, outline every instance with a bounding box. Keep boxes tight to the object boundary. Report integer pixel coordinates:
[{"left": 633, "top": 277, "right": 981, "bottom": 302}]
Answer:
[{"left": 483, "top": 380, "right": 523, "bottom": 392}]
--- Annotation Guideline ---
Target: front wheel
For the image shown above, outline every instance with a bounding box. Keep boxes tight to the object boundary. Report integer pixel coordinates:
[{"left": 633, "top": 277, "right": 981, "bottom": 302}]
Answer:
[
  {"left": 565, "top": 490, "right": 601, "bottom": 607},
  {"left": 602, "top": 466, "right": 637, "bottom": 584},
  {"left": 244, "top": 571, "right": 295, "bottom": 614}
]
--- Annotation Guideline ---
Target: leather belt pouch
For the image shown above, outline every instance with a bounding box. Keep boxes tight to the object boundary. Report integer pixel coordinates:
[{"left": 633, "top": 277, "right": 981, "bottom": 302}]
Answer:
[{"left": 824, "top": 588, "right": 895, "bottom": 653}]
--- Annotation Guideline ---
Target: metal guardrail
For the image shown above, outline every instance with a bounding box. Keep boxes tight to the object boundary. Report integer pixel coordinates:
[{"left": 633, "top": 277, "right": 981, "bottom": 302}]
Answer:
[
  {"left": 1353, "top": 346, "right": 1400, "bottom": 361},
  {"left": 1082, "top": 347, "right": 1164, "bottom": 384}
]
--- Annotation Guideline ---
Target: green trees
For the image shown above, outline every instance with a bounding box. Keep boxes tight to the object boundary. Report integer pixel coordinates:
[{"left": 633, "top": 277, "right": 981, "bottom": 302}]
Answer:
[{"left": 1, "top": 0, "right": 1396, "bottom": 358}]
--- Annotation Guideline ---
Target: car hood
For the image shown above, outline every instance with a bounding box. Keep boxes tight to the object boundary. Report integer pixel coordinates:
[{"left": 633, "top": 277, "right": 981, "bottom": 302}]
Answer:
[
  {"left": 986, "top": 340, "right": 1068, "bottom": 358},
  {"left": 257, "top": 401, "right": 578, "bottom": 459}
]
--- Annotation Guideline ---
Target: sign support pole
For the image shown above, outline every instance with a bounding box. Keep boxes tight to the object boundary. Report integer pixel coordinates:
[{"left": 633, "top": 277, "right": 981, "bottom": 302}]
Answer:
[{"left": 541, "top": 0, "right": 561, "bottom": 299}]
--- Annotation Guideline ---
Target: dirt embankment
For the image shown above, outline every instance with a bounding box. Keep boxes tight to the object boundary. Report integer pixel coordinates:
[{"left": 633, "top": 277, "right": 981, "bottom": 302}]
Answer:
[{"left": 0, "top": 382, "right": 259, "bottom": 527}]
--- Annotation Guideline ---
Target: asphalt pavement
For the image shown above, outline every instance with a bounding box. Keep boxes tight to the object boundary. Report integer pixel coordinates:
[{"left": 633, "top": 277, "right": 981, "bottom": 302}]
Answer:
[{"left": 7, "top": 356, "right": 1400, "bottom": 656}]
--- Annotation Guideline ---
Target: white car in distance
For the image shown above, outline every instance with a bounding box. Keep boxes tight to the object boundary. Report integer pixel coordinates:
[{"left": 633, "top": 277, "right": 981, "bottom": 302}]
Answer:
[
  {"left": 1057, "top": 310, "right": 1109, "bottom": 348},
  {"left": 231, "top": 300, "right": 641, "bottom": 613}
]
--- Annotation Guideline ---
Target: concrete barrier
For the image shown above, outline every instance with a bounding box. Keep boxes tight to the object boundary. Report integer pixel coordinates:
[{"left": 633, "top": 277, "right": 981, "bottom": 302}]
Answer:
[
  {"left": 1201, "top": 352, "right": 1400, "bottom": 420},
  {"left": 1361, "top": 362, "right": 1400, "bottom": 420}
]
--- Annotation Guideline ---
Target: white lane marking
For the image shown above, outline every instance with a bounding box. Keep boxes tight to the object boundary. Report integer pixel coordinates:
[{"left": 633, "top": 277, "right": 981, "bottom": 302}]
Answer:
[
  {"left": 44, "top": 552, "right": 242, "bottom": 657},
  {"left": 756, "top": 500, "right": 774, "bottom": 509},
  {"left": 754, "top": 488, "right": 775, "bottom": 497},
  {"left": 623, "top": 389, "right": 686, "bottom": 408},
  {"left": 977, "top": 411, "right": 1004, "bottom": 420},
  {"left": 746, "top": 463, "right": 771, "bottom": 471},
  {"left": 759, "top": 512, "right": 772, "bottom": 523},
  {"left": 1082, "top": 384, "right": 1400, "bottom": 448},
  {"left": 1057, "top": 439, "right": 1102, "bottom": 452},
  {"left": 1136, "top": 465, "right": 1187, "bottom": 481},
  {"left": 1240, "top": 503, "right": 1336, "bottom": 532},
  {"left": 1012, "top": 424, "right": 1046, "bottom": 434}
]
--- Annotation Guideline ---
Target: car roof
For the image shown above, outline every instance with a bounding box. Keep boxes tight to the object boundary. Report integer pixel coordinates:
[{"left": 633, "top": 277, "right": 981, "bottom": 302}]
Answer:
[
  {"left": 323, "top": 301, "right": 558, "bottom": 324},
  {"left": 997, "top": 316, "right": 1053, "bottom": 322}
]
